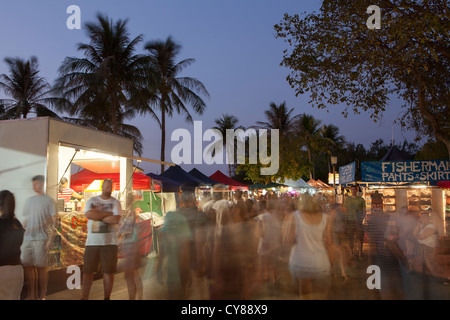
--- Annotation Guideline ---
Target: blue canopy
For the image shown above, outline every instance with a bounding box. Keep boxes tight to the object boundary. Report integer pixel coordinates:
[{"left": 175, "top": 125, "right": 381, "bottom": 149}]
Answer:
[
  {"left": 146, "top": 172, "right": 181, "bottom": 192},
  {"left": 160, "top": 165, "right": 203, "bottom": 190},
  {"left": 188, "top": 168, "right": 220, "bottom": 186}
]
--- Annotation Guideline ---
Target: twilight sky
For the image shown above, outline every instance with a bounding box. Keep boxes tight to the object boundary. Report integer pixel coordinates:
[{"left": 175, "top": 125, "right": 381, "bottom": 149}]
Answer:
[{"left": 0, "top": 0, "right": 417, "bottom": 176}]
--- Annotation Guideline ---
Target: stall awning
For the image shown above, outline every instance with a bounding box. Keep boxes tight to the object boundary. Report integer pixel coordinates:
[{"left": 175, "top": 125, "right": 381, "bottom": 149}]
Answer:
[
  {"left": 437, "top": 181, "right": 450, "bottom": 188},
  {"left": 307, "top": 179, "right": 333, "bottom": 190},
  {"left": 209, "top": 170, "right": 248, "bottom": 191},
  {"left": 159, "top": 165, "right": 203, "bottom": 191},
  {"left": 71, "top": 169, "right": 159, "bottom": 192},
  {"left": 188, "top": 168, "right": 220, "bottom": 186},
  {"left": 283, "top": 178, "right": 314, "bottom": 190},
  {"left": 146, "top": 172, "right": 181, "bottom": 193},
  {"left": 59, "top": 142, "right": 176, "bottom": 168}
]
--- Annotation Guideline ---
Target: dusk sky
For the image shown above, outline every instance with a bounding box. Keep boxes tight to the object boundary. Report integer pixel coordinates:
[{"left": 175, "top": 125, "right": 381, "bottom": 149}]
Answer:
[{"left": 0, "top": 0, "right": 417, "bottom": 176}]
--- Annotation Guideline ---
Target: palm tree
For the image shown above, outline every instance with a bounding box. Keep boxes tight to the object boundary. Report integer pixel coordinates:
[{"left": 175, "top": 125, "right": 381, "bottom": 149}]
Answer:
[
  {"left": 0, "top": 56, "right": 60, "bottom": 119},
  {"left": 64, "top": 92, "right": 145, "bottom": 154},
  {"left": 211, "top": 114, "right": 243, "bottom": 177},
  {"left": 54, "top": 14, "right": 153, "bottom": 153},
  {"left": 295, "top": 113, "right": 323, "bottom": 180},
  {"left": 256, "top": 101, "right": 299, "bottom": 134},
  {"left": 255, "top": 102, "right": 300, "bottom": 181},
  {"left": 144, "top": 36, "right": 209, "bottom": 173}
]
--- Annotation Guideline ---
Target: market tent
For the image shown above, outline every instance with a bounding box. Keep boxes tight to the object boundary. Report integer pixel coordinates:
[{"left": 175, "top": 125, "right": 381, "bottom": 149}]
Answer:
[
  {"left": 146, "top": 172, "right": 181, "bottom": 193},
  {"left": 209, "top": 170, "right": 248, "bottom": 191},
  {"left": 70, "top": 168, "right": 157, "bottom": 192},
  {"left": 249, "top": 183, "right": 267, "bottom": 189},
  {"left": 307, "top": 179, "right": 333, "bottom": 191},
  {"left": 317, "top": 179, "right": 333, "bottom": 189},
  {"left": 265, "top": 182, "right": 286, "bottom": 189},
  {"left": 381, "top": 145, "right": 411, "bottom": 161},
  {"left": 188, "top": 168, "right": 221, "bottom": 186},
  {"left": 249, "top": 182, "right": 286, "bottom": 190},
  {"left": 160, "top": 165, "right": 203, "bottom": 191},
  {"left": 437, "top": 181, "right": 450, "bottom": 188},
  {"left": 283, "top": 178, "right": 315, "bottom": 190}
]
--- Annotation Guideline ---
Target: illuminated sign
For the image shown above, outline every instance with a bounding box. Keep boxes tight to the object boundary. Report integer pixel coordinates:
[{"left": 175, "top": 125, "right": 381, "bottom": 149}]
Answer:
[{"left": 361, "top": 160, "right": 450, "bottom": 182}]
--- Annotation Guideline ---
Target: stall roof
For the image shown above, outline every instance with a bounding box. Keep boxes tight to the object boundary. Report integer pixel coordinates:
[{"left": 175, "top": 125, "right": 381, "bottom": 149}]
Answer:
[
  {"left": 188, "top": 168, "right": 220, "bottom": 186},
  {"left": 146, "top": 172, "right": 181, "bottom": 192},
  {"left": 381, "top": 145, "right": 411, "bottom": 161},
  {"left": 60, "top": 142, "right": 176, "bottom": 168},
  {"left": 209, "top": 170, "right": 248, "bottom": 191},
  {"left": 283, "top": 178, "right": 314, "bottom": 189},
  {"left": 72, "top": 159, "right": 121, "bottom": 173},
  {"left": 249, "top": 183, "right": 266, "bottom": 189},
  {"left": 307, "top": 179, "right": 333, "bottom": 190},
  {"left": 160, "top": 165, "right": 203, "bottom": 190},
  {"left": 70, "top": 168, "right": 157, "bottom": 192}
]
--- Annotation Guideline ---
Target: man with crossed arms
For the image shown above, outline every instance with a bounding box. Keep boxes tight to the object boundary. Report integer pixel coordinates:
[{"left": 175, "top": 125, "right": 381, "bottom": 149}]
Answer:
[{"left": 81, "top": 179, "right": 121, "bottom": 300}]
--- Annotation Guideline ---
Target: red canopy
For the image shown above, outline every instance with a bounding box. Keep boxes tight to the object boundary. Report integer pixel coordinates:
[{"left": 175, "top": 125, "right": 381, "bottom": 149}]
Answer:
[
  {"left": 70, "top": 169, "right": 158, "bottom": 192},
  {"left": 437, "top": 181, "right": 450, "bottom": 188},
  {"left": 209, "top": 170, "right": 248, "bottom": 191}
]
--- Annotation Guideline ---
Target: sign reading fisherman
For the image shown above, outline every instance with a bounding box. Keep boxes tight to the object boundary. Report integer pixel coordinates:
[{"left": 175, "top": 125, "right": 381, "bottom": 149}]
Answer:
[{"left": 362, "top": 160, "right": 450, "bottom": 183}]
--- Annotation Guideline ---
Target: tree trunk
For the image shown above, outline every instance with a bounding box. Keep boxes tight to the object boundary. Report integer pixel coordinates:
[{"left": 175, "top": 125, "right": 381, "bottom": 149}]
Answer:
[
  {"left": 160, "top": 108, "right": 166, "bottom": 174},
  {"left": 307, "top": 147, "right": 312, "bottom": 180},
  {"left": 111, "top": 94, "right": 118, "bottom": 134}
]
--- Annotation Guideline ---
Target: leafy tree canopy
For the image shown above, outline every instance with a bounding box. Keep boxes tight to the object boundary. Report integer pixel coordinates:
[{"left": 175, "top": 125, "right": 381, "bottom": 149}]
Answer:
[{"left": 275, "top": 0, "right": 449, "bottom": 157}]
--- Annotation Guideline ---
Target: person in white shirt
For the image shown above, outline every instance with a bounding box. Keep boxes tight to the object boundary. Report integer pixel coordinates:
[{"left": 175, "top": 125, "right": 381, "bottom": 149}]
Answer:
[
  {"left": 21, "top": 175, "right": 57, "bottom": 300},
  {"left": 81, "top": 179, "right": 121, "bottom": 300}
]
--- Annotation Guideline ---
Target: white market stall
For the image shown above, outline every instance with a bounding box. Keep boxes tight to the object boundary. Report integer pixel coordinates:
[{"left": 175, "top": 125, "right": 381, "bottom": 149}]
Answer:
[
  {"left": 0, "top": 117, "right": 173, "bottom": 269},
  {"left": 360, "top": 159, "right": 450, "bottom": 238}
]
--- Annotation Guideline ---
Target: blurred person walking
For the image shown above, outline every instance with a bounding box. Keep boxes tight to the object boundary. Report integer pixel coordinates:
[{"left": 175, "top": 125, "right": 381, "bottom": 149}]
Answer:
[
  {"left": 284, "top": 194, "right": 332, "bottom": 299},
  {"left": 254, "top": 199, "right": 283, "bottom": 295},
  {"left": 21, "top": 175, "right": 57, "bottom": 300},
  {"left": 178, "top": 192, "right": 200, "bottom": 274},
  {"left": 366, "top": 206, "right": 403, "bottom": 300},
  {"left": 384, "top": 206, "right": 420, "bottom": 299},
  {"left": 119, "top": 193, "right": 143, "bottom": 300},
  {"left": 156, "top": 208, "right": 193, "bottom": 300},
  {"left": 209, "top": 203, "right": 247, "bottom": 299},
  {"left": 329, "top": 203, "right": 350, "bottom": 280},
  {"left": 0, "top": 190, "right": 25, "bottom": 300},
  {"left": 413, "top": 211, "right": 450, "bottom": 285},
  {"left": 343, "top": 185, "right": 366, "bottom": 260},
  {"left": 81, "top": 179, "right": 121, "bottom": 300}
]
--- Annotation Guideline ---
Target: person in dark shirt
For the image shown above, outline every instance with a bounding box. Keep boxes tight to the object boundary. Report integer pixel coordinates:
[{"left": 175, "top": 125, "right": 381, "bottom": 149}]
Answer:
[{"left": 0, "top": 190, "right": 25, "bottom": 300}]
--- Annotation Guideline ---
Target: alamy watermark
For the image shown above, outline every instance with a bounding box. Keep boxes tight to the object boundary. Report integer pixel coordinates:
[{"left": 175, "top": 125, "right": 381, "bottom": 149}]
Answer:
[
  {"left": 170, "top": 121, "right": 279, "bottom": 176},
  {"left": 66, "top": 4, "right": 381, "bottom": 30},
  {"left": 66, "top": 5, "right": 81, "bottom": 30},
  {"left": 66, "top": 265, "right": 81, "bottom": 290},
  {"left": 366, "top": 5, "right": 381, "bottom": 30}
]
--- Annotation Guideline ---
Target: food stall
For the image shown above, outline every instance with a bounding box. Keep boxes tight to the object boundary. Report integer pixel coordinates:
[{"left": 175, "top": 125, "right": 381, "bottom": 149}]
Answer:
[
  {"left": 361, "top": 159, "right": 450, "bottom": 238},
  {"left": 307, "top": 179, "right": 335, "bottom": 205},
  {"left": 0, "top": 117, "right": 173, "bottom": 270}
]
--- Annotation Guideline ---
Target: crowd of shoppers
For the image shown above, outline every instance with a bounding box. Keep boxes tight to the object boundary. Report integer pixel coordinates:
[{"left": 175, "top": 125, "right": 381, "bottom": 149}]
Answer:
[{"left": 1, "top": 179, "right": 449, "bottom": 300}]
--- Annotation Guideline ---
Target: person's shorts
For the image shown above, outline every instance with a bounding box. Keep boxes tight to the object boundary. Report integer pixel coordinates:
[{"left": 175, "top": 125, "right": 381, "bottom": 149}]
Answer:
[
  {"left": 83, "top": 245, "right": 118, "bottom": 274},
  {"left": 21, "top": 240, "right": 49, "bottom": 268},
  {"left": 0, "top": 265, "right": 24, "bottom": 300}
]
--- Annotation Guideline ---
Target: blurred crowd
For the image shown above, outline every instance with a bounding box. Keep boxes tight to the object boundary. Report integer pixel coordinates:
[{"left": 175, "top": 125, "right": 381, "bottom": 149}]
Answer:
[
  {"left": 1, "top": 178, "right": 449, "bottom": 300},
  {"left": 154, "top": 188, "right": 450, "bottom": 300}
]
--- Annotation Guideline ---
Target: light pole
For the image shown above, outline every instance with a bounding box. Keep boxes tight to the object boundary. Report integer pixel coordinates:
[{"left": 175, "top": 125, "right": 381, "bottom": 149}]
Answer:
[{"left": 331, "top": 156, "right": 337, "bottom": 203}]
